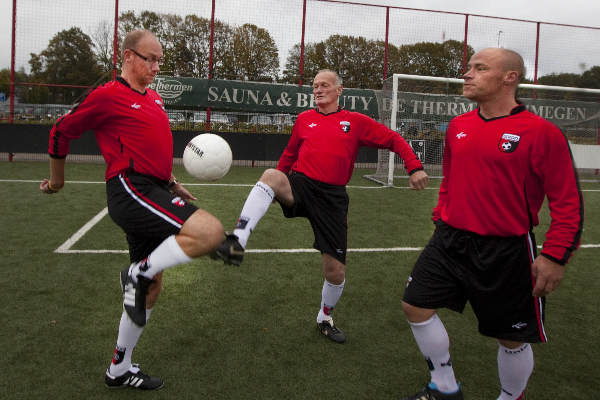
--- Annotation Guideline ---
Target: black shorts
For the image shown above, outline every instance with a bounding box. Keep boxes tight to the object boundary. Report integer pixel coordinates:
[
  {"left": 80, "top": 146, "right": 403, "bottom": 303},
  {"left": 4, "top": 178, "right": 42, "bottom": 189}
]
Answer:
[
  {"left": 106, "top": 171, "right": 198, "bottom": 263},
  {"left": 278, "top": 172, "right": 349, "bottom": 264},
  {"left": 403, "top": 221, "right": 547, "bottom": 343}
]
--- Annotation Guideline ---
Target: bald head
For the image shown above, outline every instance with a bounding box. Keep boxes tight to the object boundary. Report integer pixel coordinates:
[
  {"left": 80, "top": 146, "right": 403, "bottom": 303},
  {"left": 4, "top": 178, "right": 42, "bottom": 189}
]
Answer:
[
  {"left": 479, "top": 48, "right": 526, "bottom": 82},
  {"left": 121, "top": 30, "right": 157, "bottom": 55}
]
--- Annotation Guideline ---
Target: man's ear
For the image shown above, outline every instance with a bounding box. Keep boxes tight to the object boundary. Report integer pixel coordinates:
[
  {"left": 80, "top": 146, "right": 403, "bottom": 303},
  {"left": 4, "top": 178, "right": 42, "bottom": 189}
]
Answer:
[{"left": 504, "top": 70, "right": 519, "bottom": 85}]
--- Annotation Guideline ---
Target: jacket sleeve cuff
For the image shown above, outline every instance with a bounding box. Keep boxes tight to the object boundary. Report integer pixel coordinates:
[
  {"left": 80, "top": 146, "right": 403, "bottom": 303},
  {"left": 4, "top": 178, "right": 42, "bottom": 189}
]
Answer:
[
  {"left": 540, "top": 252, "right": 567, "bottom": 266},
  {"left": 408, "top": 166, "right": 424, "bottom": 175}
]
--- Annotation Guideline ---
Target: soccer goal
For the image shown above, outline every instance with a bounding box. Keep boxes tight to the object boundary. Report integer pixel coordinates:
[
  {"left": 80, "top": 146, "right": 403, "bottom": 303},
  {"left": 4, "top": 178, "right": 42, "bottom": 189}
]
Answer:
[{"left": 365, "top": 73, "right": 600, "bottom": 186}]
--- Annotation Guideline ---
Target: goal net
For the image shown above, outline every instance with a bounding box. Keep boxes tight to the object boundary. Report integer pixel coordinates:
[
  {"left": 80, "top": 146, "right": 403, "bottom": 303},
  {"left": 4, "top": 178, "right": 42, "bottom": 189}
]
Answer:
[{"left": 365, "top": 73, "right": 600, "bottom": 186}]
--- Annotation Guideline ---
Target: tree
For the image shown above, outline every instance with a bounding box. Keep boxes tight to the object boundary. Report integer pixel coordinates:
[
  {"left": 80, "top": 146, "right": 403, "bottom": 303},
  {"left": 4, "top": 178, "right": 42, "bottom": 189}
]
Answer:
[
  {"left": 28, "top": 27, "right": 103, "bottom": 104},
  {"left": 537, "top": 72, "right": 581, "bottom": 87},
  {"left": 118, "top": 11, "right": 140, "bottom": 39},
  {"left": 321, "top": 35, "right": 384, "bottom": 89},
  {"left": 220, "top": 23, "right": 279, "bottom": 81},
  {"left": 282, "top": 35, "right": 388, "bottom": 88},
  {"left": 579, "top": 66, "right": 600, "bottom": 89},
  {"left": 533, "top": 65, "right": 600, "bottom": 100},
  {"left": 0, "top": 67, "right": 29, "bottom": 101},
  {"left": 169, "top": 14, "right": 212, "bottom": 77},
  {"left": 92, "top": 20, "right": 115, "bottom": 73},
  {"left": 283, "top": 36, "right": 472, "bottom": 89},
  {"left": 394, "top": 40, "right": 473, "bottom": 78},
  {"left": 210, "top": 20, "right": 235, "bottom": 79},
  {"left": 282, "top": 42, "right": 325, "bottom": 84},
  {"left": 118, "top": 12, "right": 278, "bottom": 81}
]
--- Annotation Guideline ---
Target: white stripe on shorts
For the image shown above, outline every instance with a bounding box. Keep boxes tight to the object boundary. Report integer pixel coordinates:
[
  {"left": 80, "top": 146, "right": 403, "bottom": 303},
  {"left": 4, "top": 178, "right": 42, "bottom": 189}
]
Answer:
[
  {"left": 527, "top": 232, "right": 547, "bottom": 342},
  {"left": 118, "top": 174, "right": 183, "bottom": 230}
]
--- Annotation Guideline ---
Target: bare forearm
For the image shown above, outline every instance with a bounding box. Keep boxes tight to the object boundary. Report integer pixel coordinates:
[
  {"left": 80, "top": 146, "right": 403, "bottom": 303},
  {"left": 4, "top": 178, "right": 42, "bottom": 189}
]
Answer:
[{"left": 49, "top": 157, "right": 66, "bottom": 189}]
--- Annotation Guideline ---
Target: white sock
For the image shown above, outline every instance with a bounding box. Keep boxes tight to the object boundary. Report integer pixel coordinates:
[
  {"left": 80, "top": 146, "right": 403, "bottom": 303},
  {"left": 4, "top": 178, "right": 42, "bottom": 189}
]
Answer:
[
  {"left": 108, "top": 311, "right": 145, "bottom": 377},
  {"left": 497, "top": 343, "right": 533, "bottom": 400},
  {"left": 409, "top": 314, "right": 459, "bottom": 394},
  {"left": 131, "top": 235, "right": 193, "bottom": 281},
  {"left": 233, "top": 181, "right": 274, "bottom": 248},
  {"left": 317, "top": 280, "right": 345, "bottom": 323}
]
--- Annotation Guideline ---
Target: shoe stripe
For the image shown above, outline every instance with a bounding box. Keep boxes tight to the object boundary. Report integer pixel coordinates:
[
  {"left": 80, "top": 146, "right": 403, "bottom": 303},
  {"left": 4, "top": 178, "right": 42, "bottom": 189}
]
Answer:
[
  {"left": 124, "top": 376, "right": 143, "bottom": 387},
  {"left": 124, "top": 293, "right": 136, "bottom": 306}
]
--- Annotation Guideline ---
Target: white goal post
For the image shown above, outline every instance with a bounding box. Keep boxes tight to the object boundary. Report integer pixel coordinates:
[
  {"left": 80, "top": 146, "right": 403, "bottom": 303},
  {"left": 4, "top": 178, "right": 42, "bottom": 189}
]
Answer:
[{"left": 365, "top": 73, "right": 600, "bottom": 186}]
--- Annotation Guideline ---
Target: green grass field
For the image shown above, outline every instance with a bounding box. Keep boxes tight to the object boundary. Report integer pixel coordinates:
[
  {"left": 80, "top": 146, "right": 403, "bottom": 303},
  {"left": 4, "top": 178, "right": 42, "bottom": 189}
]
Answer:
[{"left": 1, "top": 161, "right": 599, "bottom": 400}]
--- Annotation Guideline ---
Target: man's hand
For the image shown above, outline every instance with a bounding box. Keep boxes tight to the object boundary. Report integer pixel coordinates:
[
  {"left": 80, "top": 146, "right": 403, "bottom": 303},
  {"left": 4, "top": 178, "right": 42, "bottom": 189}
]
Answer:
[
  {"left": 532, "top": 255, "right": 565, "bottom": 297},
  {"left": 409, "top": 170, "right": 429, "bottom": 190},
  {"left": 170, "top": 182, "right": 197, "bottom": 201}
]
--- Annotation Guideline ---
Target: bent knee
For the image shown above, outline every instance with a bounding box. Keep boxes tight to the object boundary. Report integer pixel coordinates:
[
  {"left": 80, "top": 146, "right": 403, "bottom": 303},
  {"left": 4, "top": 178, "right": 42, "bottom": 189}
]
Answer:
[
  {"left": 198, "top": 212, "right": 224, "bottom": 252},
  {"left": 180, "top": 210, "right": 224, "bottom": 256},
  {"left": 260, "top": 168, "right": 286, "bottom": 188},
  {"left": 402, "top": 301, "right": 435, "bottom": 323}
]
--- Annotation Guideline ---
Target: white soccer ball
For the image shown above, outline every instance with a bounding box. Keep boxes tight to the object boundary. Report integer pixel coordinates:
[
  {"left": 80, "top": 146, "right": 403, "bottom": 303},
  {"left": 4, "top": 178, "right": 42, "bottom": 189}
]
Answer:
[{"left": 183, "top": 133, "right": 232, "bottom": 181}]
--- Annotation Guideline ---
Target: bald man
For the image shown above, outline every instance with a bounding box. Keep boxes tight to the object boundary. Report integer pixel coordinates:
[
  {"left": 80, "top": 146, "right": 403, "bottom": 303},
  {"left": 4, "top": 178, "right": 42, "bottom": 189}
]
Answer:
[
  {"left": 399, "top": 48, "right": 583, "bottom": 400},
  {"left": 42, "top": 30, "right": 224, "bottom": 390}
]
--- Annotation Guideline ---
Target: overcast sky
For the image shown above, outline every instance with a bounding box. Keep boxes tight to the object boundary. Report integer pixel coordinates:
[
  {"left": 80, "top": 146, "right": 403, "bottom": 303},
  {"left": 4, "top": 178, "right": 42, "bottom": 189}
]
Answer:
[{"left": 2, "top": 0, "right": 600, "bottom": 79}]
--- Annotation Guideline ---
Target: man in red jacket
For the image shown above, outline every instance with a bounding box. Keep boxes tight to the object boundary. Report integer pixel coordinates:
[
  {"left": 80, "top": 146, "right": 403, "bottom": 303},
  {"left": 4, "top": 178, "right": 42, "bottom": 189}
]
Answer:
[
  {"left": 40, "top": 30, "right": 223, "bottom": 390},
  {"left": 400, "top": 48, "right": 583, "bottom": 400},
  {"left": 212, "top": 69, "right": 429, "bottom": 343}
]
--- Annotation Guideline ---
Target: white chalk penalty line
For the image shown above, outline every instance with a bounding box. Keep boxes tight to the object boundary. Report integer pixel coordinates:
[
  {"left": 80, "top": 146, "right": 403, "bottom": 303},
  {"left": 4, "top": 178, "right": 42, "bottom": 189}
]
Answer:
[
  {"left": 55, "top": 207, "right": 109, "bottom": 253},
  {"left": 55, "top": 207, "right": 600, "bottom": 254}
]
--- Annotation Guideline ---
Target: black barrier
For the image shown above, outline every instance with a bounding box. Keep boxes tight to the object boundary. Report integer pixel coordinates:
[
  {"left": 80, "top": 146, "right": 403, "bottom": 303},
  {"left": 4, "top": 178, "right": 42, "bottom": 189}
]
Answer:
[{"left": 0, "top": 124, "right": 378, "bottom": 163}]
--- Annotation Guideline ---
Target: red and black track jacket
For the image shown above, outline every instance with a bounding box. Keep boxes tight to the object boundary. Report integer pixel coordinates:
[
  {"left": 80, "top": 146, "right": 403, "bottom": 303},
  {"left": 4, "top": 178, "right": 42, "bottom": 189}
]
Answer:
[
  {"left": 434, "top": 105, "right": 583, "bottom": 264},
  {"left": 278, "top": 108, "right": 423, "bottom": 186},
  {"left": 48, "top": 77, "right": 173, "bottom": 182}
]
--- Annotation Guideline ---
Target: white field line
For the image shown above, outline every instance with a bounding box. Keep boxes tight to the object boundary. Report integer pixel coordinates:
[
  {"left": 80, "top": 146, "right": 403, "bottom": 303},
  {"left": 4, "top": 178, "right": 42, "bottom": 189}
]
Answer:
[
  {"left": 55, "top": 205, "right": 600, "bottom": 254},
  {"left": 1, "top": 178, "right": 589, "bottom": 253},
  {"left": 55, "top": 207, "right": 109, "bottom": 253},
  {"left": 3, "top": 178, "right": 600, "bottom": 191},
  {"left": 0, "top": 178, "right": 406, "bottom": 189},
  {"left": 54, "top": 244, "right": 600, "bottom": 254}
]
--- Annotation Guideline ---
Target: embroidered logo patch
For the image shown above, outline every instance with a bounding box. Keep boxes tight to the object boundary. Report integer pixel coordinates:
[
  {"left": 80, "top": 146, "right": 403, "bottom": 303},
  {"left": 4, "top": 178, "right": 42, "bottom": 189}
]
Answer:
[
  {"left": 498, "top": 133, "right": 520, "bottom": 153},
  {"left": 340, "top": 121, "right": 351, "bottom": 133}
]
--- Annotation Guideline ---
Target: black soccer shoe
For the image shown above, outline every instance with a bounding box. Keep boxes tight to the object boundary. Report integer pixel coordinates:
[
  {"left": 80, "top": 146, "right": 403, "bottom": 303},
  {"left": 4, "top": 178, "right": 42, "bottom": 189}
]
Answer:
[
  {"left": 105, "top": 364, "right": 164, "bottom": 390},
  {"left": 120, "top": 266, "right": 152, "bottom": 327},
  {"left": 400, "top": 383, "right": 464, "bottom": 400},
  {"left": 210, "top": 232, "right": 245, "bottom": 266},
  {"left": 317, "top": 319, "right": 346, "bottom": 343}
]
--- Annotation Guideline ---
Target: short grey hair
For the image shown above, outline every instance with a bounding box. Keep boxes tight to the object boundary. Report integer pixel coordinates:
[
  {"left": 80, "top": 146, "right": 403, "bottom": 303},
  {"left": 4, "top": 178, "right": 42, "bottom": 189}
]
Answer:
[{"left": 316, "top": 69, "right": 343, "bottom": 86}]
